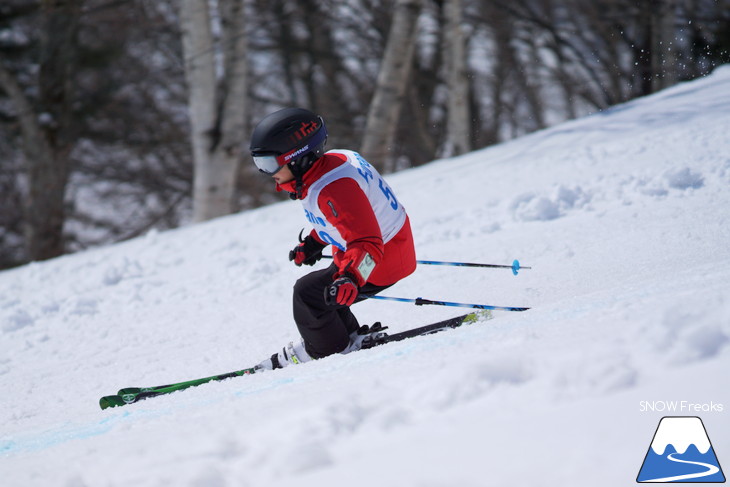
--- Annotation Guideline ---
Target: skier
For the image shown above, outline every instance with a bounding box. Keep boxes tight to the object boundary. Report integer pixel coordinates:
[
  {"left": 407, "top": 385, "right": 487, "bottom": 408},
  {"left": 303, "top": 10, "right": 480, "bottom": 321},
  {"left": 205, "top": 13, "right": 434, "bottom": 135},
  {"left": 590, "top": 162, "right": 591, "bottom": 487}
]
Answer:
[{"left": 250, "top": 108, "right": 416, "bottom": 369}]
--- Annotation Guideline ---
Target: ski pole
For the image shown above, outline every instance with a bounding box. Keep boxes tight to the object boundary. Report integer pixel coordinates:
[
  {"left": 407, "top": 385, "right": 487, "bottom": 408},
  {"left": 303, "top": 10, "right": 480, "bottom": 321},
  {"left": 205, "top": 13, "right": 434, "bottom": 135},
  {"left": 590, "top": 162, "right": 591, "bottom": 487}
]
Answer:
[
  {"left": 322, "top": 256, "right": 530, "bottom": 275},
  {"left": 416, "top": 259, "right": 530, "bottom": 275},
  {"left": 363, "top": 294, "right": 530, "bottom": 312}
]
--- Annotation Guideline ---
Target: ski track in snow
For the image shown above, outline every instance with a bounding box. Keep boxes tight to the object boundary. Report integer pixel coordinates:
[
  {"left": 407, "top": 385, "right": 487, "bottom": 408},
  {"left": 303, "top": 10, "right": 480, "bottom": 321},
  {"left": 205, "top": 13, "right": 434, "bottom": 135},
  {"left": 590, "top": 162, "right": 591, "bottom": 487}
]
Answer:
[{"left": 1, "top": 66, "right": 730, "bottom": 486}]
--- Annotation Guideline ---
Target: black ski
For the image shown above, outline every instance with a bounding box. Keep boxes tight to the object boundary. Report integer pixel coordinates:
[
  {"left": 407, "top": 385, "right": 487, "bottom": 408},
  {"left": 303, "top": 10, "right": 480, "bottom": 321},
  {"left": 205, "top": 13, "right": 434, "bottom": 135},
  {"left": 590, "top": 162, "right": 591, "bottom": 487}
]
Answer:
[{"left": 361, "top": 311, "right": 481, "bottom": 348}]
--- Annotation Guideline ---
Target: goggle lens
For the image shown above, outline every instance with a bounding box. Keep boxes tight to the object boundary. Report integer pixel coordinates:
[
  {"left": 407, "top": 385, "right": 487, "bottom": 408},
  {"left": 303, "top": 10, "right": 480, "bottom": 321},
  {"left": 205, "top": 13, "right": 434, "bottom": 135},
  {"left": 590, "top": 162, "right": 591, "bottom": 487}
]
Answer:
[{"left": 252, "top": 154, "right": 284, "bottom": 175}]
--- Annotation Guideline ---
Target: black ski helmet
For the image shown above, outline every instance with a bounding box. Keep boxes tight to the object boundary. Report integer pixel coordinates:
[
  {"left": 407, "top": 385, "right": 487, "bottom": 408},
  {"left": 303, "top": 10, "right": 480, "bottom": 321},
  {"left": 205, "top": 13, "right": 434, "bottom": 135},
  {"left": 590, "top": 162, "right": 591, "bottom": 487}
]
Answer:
[{"left": 250, "top": 108, "right": 327, "bottom": 177}]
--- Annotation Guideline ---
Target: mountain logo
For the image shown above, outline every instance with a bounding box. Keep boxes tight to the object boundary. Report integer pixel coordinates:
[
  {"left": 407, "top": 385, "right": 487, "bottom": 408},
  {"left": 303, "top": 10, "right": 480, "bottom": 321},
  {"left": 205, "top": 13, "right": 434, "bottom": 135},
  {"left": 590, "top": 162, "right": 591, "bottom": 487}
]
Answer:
[{"left": 637, "top": 416, "right": 725, "bottom": 483}]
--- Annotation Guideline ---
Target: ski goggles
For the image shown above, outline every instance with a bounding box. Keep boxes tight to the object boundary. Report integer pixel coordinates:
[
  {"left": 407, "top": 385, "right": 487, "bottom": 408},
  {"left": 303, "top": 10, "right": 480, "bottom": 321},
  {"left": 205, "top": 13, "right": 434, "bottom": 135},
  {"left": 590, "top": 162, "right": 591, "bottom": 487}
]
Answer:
[
  {"left": 252, "top": 125, "right": 326, "bottom": 175},
  {"left": 252, "top": 154, "right": 286, "bottom": 175}
]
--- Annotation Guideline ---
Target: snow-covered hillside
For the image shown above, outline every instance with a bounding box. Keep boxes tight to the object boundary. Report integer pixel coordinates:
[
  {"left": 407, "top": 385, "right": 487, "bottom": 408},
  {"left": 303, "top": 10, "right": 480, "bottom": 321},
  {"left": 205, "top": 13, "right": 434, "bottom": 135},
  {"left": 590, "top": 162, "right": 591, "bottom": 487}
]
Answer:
[{"left": 2, "top": 67, "right": 729, "bottom": 487}]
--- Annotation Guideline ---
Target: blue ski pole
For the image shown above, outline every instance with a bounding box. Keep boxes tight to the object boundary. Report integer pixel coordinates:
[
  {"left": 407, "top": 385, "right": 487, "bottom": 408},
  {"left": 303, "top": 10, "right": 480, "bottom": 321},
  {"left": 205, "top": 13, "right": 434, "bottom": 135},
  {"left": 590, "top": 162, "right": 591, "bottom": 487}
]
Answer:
[
  {"left": 415, "top": 259, "right": 529, "bottom": 275},
  {"left": 322, "top": 256, "right": 530, "bottom": 275},
  {"left": 363, "top": 295, "right": 530, "bottom": 312}
]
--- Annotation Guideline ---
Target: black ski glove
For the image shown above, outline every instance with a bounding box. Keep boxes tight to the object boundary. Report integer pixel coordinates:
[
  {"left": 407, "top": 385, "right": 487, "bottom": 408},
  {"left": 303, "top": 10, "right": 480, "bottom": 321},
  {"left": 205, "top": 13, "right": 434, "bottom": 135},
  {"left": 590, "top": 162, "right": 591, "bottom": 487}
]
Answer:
[{"left": 289, "top": 229, "right": 326, "bottom": 266}]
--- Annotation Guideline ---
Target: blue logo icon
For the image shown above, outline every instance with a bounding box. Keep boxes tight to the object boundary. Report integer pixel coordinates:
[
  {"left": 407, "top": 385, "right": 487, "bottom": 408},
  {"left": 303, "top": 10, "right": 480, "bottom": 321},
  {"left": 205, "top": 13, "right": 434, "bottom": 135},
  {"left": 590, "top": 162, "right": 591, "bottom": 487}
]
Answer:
[{"left": 637, "top": 416, "right": 725, "bottom": 483}]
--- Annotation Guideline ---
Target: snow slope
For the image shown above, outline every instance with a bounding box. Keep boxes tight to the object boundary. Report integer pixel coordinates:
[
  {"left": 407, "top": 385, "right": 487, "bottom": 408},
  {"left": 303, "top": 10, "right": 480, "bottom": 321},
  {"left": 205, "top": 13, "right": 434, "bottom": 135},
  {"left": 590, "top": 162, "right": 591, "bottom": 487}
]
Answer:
[{"left": 2, "top": 67, "right": 729, "bottom": 486}]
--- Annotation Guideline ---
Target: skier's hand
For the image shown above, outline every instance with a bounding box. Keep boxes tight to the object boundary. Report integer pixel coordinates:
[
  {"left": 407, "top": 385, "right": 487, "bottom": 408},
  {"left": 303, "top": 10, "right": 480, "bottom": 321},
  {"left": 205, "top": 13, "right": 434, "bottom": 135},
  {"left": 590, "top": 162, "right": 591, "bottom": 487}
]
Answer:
[
  {"left": 289, "top": 230, "right": 326, "bottom": 266},
  {"left": 324, "top": 274, "right": 359, "bottom": 306}
]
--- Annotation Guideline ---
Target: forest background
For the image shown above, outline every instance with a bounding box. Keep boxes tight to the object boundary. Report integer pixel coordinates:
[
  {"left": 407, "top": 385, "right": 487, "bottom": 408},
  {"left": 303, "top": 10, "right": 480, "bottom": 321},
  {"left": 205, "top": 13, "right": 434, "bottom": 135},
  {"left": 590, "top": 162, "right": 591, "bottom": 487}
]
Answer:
[{"left": 0, "top": 0, "right": 728, "bottom": 269}]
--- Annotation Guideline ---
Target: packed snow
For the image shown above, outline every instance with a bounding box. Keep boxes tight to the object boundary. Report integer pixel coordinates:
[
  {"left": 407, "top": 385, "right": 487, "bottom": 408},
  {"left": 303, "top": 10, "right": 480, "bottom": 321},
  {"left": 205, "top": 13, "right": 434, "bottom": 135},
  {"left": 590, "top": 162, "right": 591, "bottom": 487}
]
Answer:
[{"left": 2, "top": 67, "right": 729, "bottom": 486}]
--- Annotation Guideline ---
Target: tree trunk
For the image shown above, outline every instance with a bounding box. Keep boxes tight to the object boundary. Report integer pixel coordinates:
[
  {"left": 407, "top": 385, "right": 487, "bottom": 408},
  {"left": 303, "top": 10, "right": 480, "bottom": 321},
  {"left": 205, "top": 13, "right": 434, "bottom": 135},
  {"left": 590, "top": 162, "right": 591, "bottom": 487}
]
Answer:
[
  {"left": 0, "top": 0, "right": 80, "bottom": 261},
  {"left": 299, "top": 0, "right": 351, "bottom": 137},
  {"left": 442, "top": 0, "right": 471, "bottom": 157},
  {"left": 651, "top": 0, "right": 677, "bottom": 91},
  {"left": 360, "top": 0, "right": 422, "bottom": 172},
  {"left": 216, "top": 0, "right": 248, "bottom": 212},
  {"left": 180, "top": 0, "right": 247, "bottom": 222}
]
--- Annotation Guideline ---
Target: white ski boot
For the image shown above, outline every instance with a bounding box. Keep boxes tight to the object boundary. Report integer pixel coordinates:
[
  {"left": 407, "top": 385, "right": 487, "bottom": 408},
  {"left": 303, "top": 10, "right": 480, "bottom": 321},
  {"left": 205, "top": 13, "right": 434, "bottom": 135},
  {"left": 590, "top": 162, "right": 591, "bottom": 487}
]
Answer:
[{"left": 258, "top": 340, "right": 313, "bottom": 370}]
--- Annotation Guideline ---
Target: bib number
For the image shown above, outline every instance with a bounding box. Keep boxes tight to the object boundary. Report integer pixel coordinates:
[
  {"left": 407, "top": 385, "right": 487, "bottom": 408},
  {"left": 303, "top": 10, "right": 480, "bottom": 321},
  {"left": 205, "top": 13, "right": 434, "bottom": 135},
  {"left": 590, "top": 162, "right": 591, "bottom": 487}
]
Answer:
[{"left": 354, "top": 152, "right": 399, "bottom": 211}]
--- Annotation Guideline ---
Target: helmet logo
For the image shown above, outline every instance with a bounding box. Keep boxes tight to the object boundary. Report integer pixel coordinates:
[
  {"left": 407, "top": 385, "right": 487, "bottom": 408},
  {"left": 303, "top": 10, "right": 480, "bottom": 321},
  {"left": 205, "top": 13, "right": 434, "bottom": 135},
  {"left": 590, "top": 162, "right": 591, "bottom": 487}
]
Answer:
[
  {"left": 290, "top": 121, "right": 318, "bottom": 143},
  {"left": 283, "top": 144, "right": 310, "bottom": 162}
]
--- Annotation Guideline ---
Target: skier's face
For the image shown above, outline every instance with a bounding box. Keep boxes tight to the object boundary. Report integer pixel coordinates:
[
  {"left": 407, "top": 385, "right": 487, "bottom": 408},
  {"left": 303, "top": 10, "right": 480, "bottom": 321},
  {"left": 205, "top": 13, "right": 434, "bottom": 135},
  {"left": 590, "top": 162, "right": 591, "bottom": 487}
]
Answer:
[{"left": 272, "top": 164, "right": 295, "bottom": 184}]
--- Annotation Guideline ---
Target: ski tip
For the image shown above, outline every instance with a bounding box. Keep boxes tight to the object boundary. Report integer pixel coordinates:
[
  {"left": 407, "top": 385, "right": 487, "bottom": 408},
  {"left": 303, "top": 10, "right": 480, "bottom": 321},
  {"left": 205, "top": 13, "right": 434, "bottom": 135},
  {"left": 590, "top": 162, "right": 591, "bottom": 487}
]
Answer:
[
  {"left": 100, "top": 395, "right": 127, "bottom": 410},
  {"left": 463, "top": 312, "right": 479, "bottom": 324},
  {"left": 512, "top": 259, "right": 520, "bottom": 275},
  {"left": 463, "top": 310, "right": 492, "bottom": 324}
]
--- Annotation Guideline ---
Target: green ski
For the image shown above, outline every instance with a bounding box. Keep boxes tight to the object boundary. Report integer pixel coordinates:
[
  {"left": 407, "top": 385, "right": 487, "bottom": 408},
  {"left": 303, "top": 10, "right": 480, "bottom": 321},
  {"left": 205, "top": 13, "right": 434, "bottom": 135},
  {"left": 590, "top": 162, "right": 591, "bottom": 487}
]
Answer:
[
  {"left": 99, "top": 311, "right": 487, "bottom": 410},
  {"left": 100, "top": 366, "right": 261, "bottom": 409}
]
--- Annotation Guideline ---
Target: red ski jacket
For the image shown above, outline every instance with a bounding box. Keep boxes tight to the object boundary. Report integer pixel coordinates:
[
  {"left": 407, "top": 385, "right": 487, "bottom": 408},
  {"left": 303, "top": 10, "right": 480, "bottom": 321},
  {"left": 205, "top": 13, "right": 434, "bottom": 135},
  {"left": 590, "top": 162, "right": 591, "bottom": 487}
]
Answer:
[{"left": 279, "top": 151, "right": 416, "bottom": 287}]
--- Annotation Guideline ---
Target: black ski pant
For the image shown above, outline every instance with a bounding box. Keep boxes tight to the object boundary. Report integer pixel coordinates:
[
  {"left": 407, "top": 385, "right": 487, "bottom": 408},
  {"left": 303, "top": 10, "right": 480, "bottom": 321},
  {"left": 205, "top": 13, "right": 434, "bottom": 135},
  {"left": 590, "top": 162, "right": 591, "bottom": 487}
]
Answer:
[{"left": 293, "top": 263, "right": 390, "bottom": 359}]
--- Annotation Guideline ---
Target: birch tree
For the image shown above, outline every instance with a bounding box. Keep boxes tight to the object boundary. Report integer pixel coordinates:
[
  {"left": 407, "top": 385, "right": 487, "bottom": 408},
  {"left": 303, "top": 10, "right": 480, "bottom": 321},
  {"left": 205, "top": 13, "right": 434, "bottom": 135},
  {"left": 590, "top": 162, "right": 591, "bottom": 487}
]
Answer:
[
  {"left": 179, "top": 0, "right": 248, "bottom": 222},
  {"left": 442, "top": 0, "right": 471, "bottom": 157},
  {"left": 360, "top": 0, "right": 422, "bottom": 172}
]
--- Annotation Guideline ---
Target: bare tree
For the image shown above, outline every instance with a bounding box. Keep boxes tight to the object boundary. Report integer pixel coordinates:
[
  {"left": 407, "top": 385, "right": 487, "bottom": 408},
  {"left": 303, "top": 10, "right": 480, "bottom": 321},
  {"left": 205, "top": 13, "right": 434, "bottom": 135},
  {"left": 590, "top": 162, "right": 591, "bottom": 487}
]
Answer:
[
  {"left": 651, "top": 0, "right": 678, "bottom": 91},
  {"left": 179, "top": 0, "right": 248, "bottom": 222},
  {"left": 0, "top": 0, "right": 82, "bottom": 261},
  {"left": 2, "top": 0, "right": 726, "bottom": 270},
  {"left": 442, "top": 0, "right": 471, "bottom": 157},
  {"left": 360, "top": 0, "right": 423, "bottom": 172}
]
